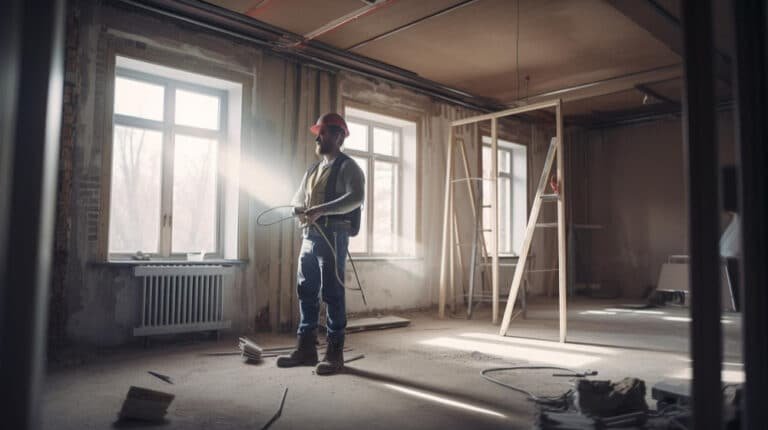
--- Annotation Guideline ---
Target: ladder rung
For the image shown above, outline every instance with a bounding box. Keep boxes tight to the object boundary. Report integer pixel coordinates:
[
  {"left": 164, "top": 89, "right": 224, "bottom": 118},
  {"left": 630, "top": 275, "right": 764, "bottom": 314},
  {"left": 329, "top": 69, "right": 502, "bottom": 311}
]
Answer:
[
  {"left": 481, "top": 205, "right": 492, "bottom": 208},
  {"left": 481, "top": 229, "right": 492, "bottom": 232},
  {"left": 540, "top": 193, "right": 559, "bottom": 201},
  {"left": 479, "top": 263, "right": 520, "bottom": 267},
  {"left": 536, "top": 222, "right": 557, "bottom": 228}
]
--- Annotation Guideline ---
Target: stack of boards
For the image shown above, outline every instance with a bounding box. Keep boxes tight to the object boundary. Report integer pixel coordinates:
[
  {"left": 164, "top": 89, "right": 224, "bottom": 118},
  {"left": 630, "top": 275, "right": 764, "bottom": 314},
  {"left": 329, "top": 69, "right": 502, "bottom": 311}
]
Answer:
[
  {"left": 239, "top": 336, "right": 263, "bottom": 363},
  {"left": 118, "top": 386, "right": 174, "bottom": 422}
]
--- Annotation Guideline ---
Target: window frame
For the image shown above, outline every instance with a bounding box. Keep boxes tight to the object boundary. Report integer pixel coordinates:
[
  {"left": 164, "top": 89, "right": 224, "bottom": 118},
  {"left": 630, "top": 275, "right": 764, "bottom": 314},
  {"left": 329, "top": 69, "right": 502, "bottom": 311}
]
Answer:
[
  {"left": 108, "top": 66, "right": 228, "bottom": 259},
  {"left": 343, "top": 116, "right": 404, "bottom": 257},
  {"left": 482, "top": 138, "right": 528, "bottom": 257}
]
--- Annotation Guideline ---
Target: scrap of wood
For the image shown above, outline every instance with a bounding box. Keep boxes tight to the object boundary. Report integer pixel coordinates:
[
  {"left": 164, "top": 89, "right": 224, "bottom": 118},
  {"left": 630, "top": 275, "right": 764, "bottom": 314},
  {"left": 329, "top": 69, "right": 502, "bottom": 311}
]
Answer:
[
  {"left": 118, "top": 386, "right": 174, "bottom": 422},
  {"left": 260, "top": 387, "right": 288, "bottom": 430},
  {"left": 147, "top": 371, "right": 173, "bottom": 384},
  {"left": 346, "top": 316, "right": 410, "bottom": 333},
  {"left": 344, "top": 354, "right": 365, "bottom": 364}
]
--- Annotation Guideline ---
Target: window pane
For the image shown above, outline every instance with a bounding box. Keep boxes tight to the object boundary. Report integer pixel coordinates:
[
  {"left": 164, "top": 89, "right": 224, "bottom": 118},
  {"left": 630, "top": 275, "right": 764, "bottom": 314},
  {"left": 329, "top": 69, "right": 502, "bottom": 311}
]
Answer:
[
  {"left": 109, "top": 126, "right": 163, "bottom": 253},
  {"left": 482, "top": 207, "right": 491, "bottom": 253},
  {"left": 114, "top": 77, "right": 164, "bottom": 121},
  {"left": 373, "top": 161, "right": 397, "bottom": 253},
  {"left": 482, "top": 146, "right": 491, "bottom": 205},
  {"left": 499, "top": 149, "right": 511, "bottom": 174},
  {"left": 345, "top": 122, "right": 368, "bottom": 151},
  {"left": 373, "top": 127, "right": 396, "bottom": 156},
  {"left": 512, "top": 145, "right": 527, "bottom": 254},
  {"left": 348, "top": 156, "right": 368, "bottom": 254},
  {"left": 172, "top": 135, "right": 219, "bottom": 253},
  {"left": 499, "top": 177, "right": 512, "bottom": 254},
  {"left": 175, "top": 89, "right": 220, "bottom": 130}
]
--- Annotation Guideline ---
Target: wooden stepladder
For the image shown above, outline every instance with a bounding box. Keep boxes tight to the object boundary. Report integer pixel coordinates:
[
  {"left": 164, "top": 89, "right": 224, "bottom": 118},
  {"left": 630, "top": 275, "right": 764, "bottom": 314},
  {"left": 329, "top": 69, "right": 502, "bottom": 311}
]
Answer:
[
  {"left": 440, "top": 99, "right": 567, "bottom": 342},
  {"left": 498, "top": 134, "right": 567, "bottom": 342}
]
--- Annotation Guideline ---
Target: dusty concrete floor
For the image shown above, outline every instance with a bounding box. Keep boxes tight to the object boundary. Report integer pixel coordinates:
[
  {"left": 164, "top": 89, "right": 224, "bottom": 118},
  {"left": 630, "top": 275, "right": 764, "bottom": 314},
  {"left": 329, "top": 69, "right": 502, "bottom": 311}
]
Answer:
[{"left": 43, "top": 299, "right": 743, "bottom": 429}]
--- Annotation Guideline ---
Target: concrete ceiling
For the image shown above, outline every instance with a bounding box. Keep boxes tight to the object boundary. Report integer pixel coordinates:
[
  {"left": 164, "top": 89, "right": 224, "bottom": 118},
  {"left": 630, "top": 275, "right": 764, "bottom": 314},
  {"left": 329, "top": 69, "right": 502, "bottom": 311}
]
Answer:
[{"left": 205, "top": 0, "right": 734, "bottom": 121}]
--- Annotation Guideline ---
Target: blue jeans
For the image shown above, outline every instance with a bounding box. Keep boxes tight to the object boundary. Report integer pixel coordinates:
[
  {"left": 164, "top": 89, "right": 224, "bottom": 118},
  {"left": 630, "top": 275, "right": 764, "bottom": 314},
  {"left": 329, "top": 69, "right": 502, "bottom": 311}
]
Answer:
[{"left": 296, "top": 224, "right": 349, "bottom": 342}]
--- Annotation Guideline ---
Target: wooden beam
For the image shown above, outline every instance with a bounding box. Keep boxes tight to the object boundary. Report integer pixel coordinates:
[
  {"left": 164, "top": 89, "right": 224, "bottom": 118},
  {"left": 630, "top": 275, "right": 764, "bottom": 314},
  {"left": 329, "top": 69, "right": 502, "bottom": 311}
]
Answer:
[
  {"left": 490, "top": 118, "right": 499, "bottom": 323},
  {"left": 438, "top": 128, "right": 454, "bottom": 318},
  {"left": 452, "top": 209, "right": 463, "bottom": 313},
  {"left": 635, "top": 84, "right": 680, "bottom": 106},
  {"left": 449, "top": 173, "right": 455, "bottom": 314},
  {"left": 556, "top": 100, "right": 567, "bottom": 343},
  {"left": 510, "top": 66, "right": 682, "bottom": 107},
  {"left": 451, "top": 99, "right": 561, "bottom": 126},
  {"left": 606, "top": 0, "right": 731, "bottom": 84}
]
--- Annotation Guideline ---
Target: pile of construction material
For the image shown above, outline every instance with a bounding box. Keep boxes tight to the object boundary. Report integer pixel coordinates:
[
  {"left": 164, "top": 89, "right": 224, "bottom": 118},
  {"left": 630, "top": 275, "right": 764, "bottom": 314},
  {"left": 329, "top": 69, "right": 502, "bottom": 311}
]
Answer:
[
  {"left": 118, "top": 386, "right": 174, "bottom": 422},
  {"left": 239, "top": 337, "right": 264, "bottom": 363}
]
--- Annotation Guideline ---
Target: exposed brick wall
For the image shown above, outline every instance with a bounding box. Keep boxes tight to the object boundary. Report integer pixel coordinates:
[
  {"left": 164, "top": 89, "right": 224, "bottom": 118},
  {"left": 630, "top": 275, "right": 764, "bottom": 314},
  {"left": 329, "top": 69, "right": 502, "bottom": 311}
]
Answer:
[{"left": 49, "top": 0, "right": 81, "bottom": 352}]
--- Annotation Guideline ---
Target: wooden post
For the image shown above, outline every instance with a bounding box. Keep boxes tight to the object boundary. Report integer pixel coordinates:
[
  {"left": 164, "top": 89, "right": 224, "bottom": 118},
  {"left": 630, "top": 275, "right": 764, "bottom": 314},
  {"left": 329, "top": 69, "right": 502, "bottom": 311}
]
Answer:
[
  {"left": 491, "top": 118, "right": 499, "bottom": 323},
  {"left": 458, "top": 137, "right": 492, "bottom": 293},
  {"left": 452, "top": 209, "right": 463, "bottom": 312},
  {"left": 555, "top": 100, "right": 567, "bottom": 343},
  {"left": 438, "top": 127, "right": 454, "bottom": 318},
  {"left": 449, "top": 172, "right": 455, "bottom": 314}
]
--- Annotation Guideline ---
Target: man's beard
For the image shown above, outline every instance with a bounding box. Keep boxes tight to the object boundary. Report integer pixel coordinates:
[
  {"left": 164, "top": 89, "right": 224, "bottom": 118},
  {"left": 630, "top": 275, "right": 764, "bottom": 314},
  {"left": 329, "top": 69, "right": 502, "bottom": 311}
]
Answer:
[{"left": 315, "top": 140, "right": 333, "bottom": 155}]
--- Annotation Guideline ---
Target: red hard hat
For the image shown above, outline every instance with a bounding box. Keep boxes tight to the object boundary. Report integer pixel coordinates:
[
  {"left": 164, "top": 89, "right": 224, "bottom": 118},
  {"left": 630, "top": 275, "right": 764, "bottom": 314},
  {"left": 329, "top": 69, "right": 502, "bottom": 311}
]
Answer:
[{"left": 310, "top": 112, "right": 350, "bottom": 137}]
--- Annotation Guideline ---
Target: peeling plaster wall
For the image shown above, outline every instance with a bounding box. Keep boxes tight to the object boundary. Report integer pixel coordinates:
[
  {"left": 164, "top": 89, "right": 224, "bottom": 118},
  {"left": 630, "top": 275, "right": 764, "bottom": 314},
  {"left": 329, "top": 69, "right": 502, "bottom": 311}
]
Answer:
[
  {"left": 338, "top": 73, "right": 484, "bottom": 313},
  {"left": 55, "top": 0, "right": 505, "bottom": 346},
  {"left": 569, "top": 112, "right": 736, "bottom": 298}
]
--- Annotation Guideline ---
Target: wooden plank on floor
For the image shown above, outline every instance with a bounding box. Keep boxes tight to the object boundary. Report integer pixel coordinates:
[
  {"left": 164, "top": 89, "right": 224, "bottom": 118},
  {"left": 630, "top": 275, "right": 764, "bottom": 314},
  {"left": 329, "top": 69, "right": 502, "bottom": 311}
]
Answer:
[{"left": 346, "top": 316, "right": 411, "bottom": 333}]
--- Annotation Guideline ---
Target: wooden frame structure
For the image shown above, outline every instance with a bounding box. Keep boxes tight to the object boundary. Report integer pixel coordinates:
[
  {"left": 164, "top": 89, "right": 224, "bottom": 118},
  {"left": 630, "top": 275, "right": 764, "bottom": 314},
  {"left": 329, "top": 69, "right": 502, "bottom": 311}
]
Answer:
[{"left": 439, "top": 99, "right": 567, "bottom": 342}]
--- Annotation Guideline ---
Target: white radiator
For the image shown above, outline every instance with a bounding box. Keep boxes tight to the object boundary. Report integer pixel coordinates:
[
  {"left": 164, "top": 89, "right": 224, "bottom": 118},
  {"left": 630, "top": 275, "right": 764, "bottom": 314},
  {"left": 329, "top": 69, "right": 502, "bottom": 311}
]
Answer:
[{"left": 133, "top": 265, "right": 232, "bottom": 337}]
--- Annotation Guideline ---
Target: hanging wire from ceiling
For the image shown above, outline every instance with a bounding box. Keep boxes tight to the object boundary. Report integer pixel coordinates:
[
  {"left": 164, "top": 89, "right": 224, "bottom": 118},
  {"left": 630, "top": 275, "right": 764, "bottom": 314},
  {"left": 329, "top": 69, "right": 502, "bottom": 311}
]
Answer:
[{"left": 516, "top": 0, "right": 521, "bottom": 101}]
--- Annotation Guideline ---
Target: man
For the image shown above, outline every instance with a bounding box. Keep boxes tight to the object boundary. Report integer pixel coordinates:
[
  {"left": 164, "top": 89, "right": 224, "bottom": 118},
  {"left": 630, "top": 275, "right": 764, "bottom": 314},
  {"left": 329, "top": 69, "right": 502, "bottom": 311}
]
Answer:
[{"left": 277, "top": 113, "right": 365, "bottom": 375}]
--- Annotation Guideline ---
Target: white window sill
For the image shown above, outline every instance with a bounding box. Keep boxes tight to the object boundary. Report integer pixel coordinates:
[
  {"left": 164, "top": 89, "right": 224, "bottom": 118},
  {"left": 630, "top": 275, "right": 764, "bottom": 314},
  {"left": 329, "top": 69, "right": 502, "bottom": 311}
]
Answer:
[
  {"left": 347, "top": 256, "right": 422, "bottom": 262},
  {"left": 90, "top": 259, "right": 248, "bottom": 267}
]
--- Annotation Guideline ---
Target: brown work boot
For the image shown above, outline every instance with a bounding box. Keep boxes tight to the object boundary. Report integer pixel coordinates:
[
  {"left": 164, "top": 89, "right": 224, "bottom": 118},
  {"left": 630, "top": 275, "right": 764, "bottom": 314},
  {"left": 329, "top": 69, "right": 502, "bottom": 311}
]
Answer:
[
  {"left": 316, "top": 337, "right": 344, "bottom": 375},
  {"left": 276, "top": 332, "right": 318, "bottom": 367}
]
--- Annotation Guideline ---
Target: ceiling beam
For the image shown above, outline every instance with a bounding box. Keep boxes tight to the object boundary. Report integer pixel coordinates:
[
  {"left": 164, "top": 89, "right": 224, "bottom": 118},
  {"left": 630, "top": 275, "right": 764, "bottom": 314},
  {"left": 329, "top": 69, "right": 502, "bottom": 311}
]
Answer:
[
  {"left": 605, "top": 0, "right": 731, "bottom": 84},
  {"left": 346, "top": 0, "right": 481, "bottom": 51},
  {"left": 505, "top": 64, "right": 682, "bottom": 107},
  {"left": 297, "top": 0, "right": 394, "bottom": 46},
  {"left": 113, "top": 0, "right": 503, "bottom": 112},
  {"left": 636, "top": 83, "right": 680, "bottom": 106}
]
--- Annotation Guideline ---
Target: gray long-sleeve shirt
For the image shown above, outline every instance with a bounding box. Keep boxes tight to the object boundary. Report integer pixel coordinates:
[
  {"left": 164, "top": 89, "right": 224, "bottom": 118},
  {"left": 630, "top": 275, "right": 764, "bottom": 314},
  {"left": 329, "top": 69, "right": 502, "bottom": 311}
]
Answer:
[{"left": 291, "top": 156, "right": 365, "bottom": 216}]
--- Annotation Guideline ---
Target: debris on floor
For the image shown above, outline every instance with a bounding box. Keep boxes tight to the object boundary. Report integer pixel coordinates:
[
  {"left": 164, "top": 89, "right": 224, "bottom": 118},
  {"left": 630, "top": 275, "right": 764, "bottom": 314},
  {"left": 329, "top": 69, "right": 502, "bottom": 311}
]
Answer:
[
  {"left": 344, "top": 354, "right": 365, "bottom": 364},
  {"left": 259, "top": 387, "right": 288, "bottom": 430},
  {"left": 147, "top": 370, "right": 173, "bottom": 384},
  {"left": 346, "top": 315, "right": 410, "bottom": 333},
  {"left": 239, "top": 337, "right": 263, "bottom": 363},
  {"left": 572, "top": 377, "right": 648, "bottom": 417},
  {"left": 117, "top": 386, "right": 174, "bottom": 423},
  {"left": 651, "top": 380, "right": 690, "bottom": 407},
  {"left": 536, "top": 409, "right": 647, "bottom": 429}
]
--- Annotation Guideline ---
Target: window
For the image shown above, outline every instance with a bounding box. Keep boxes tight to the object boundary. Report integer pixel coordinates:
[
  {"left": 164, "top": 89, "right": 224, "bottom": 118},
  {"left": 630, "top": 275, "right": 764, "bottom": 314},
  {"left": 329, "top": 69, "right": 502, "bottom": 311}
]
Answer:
[
  {"left": 482, "top": 137, "right": 527, "bottom": 255},
  {"left": 343, "top": 107, "right": 417, "bottom": 256},
  {"left": 108, "top": 57, "right": 242, "bottom": 259}
]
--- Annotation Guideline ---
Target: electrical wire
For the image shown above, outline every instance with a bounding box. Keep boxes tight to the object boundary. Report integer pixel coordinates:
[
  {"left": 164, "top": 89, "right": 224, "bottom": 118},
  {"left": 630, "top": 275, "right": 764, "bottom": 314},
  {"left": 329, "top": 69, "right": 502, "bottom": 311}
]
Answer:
[
  {"left": 480, "top": 366, "right": 587, "bottom": 408},
  {"left": 256, "top": 205, "right": 297, "bottom": 226},
  {"left": 256, "top": 205, "right": 368, "bottom": 306}
]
